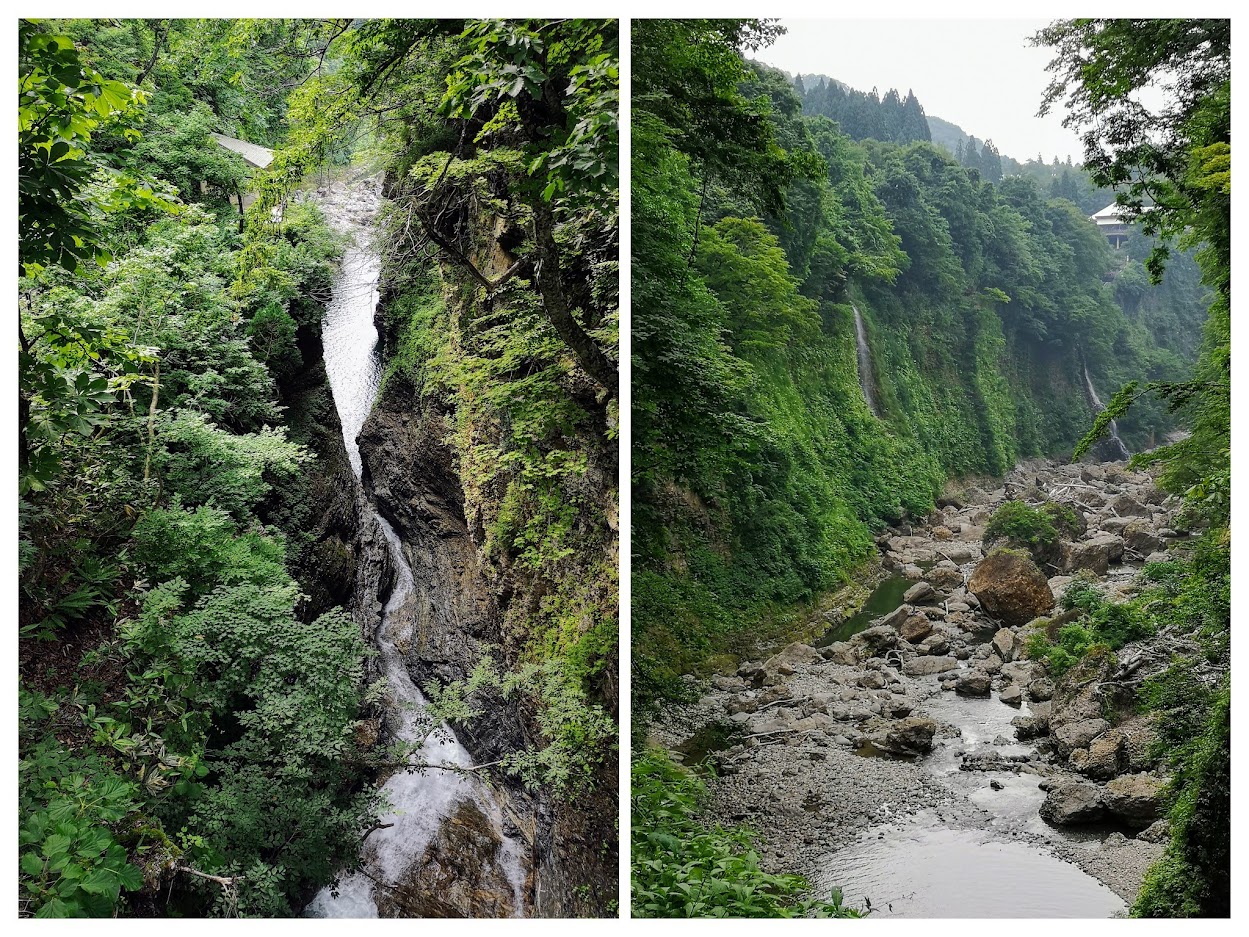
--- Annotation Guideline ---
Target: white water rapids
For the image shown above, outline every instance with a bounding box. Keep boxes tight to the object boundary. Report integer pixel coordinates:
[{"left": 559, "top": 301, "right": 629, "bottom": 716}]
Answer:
[{"left": 302, "top": 176, "right": 526, "bottom": 918}]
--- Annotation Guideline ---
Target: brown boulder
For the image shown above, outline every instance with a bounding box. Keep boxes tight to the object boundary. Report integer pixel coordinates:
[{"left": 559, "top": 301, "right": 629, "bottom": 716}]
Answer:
[
  {"left": 967, "top": 548, "right": 1055, "bottom": 627},
  {"left": 899, "top": 614, "right": 934, "bottom": 643},
  {"left": 1123, "top": 520, "right": 1161, "bottom": 556},
  {"left": 1104, "top": 773, "right": 1167, "bottom": 825}
]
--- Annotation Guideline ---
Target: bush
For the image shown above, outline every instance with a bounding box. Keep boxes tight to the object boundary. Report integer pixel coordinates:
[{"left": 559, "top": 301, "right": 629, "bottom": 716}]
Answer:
[
  {"left": 983, "top": 499, "right": 1070, "bottom": 564},
  {"left": 631, "top": 749, "right": 861, "bottom": 918},
  {"left": 1026, "top": 574, "right": 1153, "bottom": 677}
]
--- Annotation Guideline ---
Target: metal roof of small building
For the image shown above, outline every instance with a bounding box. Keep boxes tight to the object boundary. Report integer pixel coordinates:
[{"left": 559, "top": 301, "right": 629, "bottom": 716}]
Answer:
[
  {"left": 209, "top": 133, "right": 274, "bottom": 169},
  {"left": 1090, "top": 202, "right": 1127, "bottom": 224}
]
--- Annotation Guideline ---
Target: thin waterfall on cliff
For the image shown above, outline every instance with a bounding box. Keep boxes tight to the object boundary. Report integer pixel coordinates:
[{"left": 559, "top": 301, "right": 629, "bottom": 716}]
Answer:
[
  {"left": 1081, "top": 363, "right": 1131, "bottom": 462},
  {"left": 303, "top": 177, "right": 526, "bottom": 918},
  {"left": 853, "top": 305, "right": 881, "bottom": 417}
]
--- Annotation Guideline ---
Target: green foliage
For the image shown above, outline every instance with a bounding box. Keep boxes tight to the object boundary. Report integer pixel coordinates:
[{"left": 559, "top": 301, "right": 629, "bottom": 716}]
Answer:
[
  {"left": 17, "top": 20, "right": 377, "bottom": 917},
  {"left": 1129, "top": 540, "right": 1230, "bottom": 917},
  {"left": 18, "top": 20, "right": 173, "bottom": 276},
  {"left": 984, "top": 500, "right": 1061, "bottom": 562},
  {"left": 153, "top": 412, "right": 309, "bottom": 519},
  {"left": 18, "top": 696, "right": 147, "bottom": 918},
  {"left": 631, "top": 750, "right": 861, "bottom": 918},
  {"left": 1026, "top": 572, "right": 1157, "bottom": 677}
]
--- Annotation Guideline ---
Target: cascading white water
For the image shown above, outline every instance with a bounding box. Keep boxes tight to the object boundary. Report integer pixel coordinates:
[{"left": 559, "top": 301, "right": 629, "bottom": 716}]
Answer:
[
  {"left": 302, "top": 176, "right": 526, "bottom": 918},
  {"left": 1082, "top": 364, "right": 1131, "bottom": 462},
  {"left": 853, "top": 305, "right": 880, "bottom": 417}
]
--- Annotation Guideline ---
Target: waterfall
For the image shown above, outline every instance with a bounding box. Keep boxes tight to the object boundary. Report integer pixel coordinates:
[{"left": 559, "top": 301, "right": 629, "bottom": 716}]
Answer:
[
  {"left": 303, "top": 176, "right": 526, "bottom": 918},
  {"left": 853, "top": 306, "right": 880, "bottom": 417},
  {"left": 1081, "top": 363, "right": 1131, "bottom": 462}
]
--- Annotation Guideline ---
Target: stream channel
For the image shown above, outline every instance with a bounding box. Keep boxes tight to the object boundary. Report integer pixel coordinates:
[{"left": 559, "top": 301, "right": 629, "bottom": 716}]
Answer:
[{"left": 302, "top": 176, "right": 526, "bottom": 918}]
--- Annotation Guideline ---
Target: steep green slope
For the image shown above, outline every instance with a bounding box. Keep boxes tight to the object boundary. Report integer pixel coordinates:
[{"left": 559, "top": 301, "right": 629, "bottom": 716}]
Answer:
[{"left": 632, "top": 25, "right": 1206, "bottom": 708}]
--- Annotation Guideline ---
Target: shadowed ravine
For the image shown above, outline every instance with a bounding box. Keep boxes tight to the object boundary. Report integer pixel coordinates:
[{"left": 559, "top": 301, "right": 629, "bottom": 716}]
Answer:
[{"left": 303, "top": 176, "right": 526, "bottom": 918}]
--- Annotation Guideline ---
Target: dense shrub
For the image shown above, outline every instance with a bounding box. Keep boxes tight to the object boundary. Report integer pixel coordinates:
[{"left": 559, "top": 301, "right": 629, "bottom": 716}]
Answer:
[
  {"left": 631, "top": 750, "right": 861, "bottom": 918},
  {"left": 983, "top": 499, "right": 1080, "bottom": 564}
]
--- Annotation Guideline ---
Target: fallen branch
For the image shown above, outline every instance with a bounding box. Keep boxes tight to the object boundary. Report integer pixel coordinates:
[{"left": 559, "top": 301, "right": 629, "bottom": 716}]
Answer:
[
  {"left": 362, "top": 822, "right": 395, "bottom": 840},
  {"left": 174, "top": 865, "right": 237, "bottom": 888}
]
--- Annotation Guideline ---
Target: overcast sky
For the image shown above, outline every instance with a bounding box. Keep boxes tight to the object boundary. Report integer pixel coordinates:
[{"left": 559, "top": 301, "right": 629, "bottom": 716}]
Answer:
[{"left": 752, "top": 19, "right": 1086, "bottom": 162}]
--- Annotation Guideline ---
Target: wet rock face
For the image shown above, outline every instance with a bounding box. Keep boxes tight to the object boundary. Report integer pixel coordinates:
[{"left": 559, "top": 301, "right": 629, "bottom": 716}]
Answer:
[
  {"left": 967, "top": 548, "right": 1055, "bottom": 627},
  {"left": 378, "top": 800, "right": 519, "bottom": 918},
  {"left": 358, "top": 377, "right": 526, "bottom": 765}
]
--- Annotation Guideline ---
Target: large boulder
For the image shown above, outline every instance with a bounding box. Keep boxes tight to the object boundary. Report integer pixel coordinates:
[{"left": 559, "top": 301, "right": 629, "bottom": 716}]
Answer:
[
  {"left": 1123, "top": 520, "right": 1162, "bottom": 556},
  {"left": 851, "top": 625, "right": 898, "bottom": 655},
  {"left": 1027, "top": 678, "right": 1055, "bottom": 702},
  {"left": 1110, "top": 493, "right": 1149, "bottom": 516},
  {"left": 899, "top": 614, "right": 934, "bottom": 643},
  {"left": 877, "top": 604, "right": 912, "bottom": 630},
  {"left": 820, "top": 641, "right": 862, "bottom": 666},
  {"left": 1081, "top": 716, "right": 1160, "bottom": 779},
  {"left": 880, "top": 716, "right": 938, "bottom": 755},
  {"left": 1104, "top": 773, "right": 1167, "bottom": 825},
  {"left": 1054, "top": 717, "right": 1111, "bottom": 754},
  {"left": 903, "top": 581, "right": 936, "bottom": 604},
  {"left": 1039, "top": 781, "right": 1105, "bottom": 826},
  {"left": 903, "top": 656, "right": 959, "bottom": 677},
  {"left": 955, "top": 669, "right": 992, "bottom": 696},
  {"left": 992, "top": 628, "right": 1020, "bottom": 663},
  {"left": 968, "top": 548, "right": 1055, "bottom": 627},
  {"left": 761, "top": 643, "right": 822, "bottom": 683},
  {"left": 928, "top": 565, "right": 966, "bottom": 590},
  {"left": 1060, "top": 534, "right": 1124, "bottom": 575},
  {"left": 1013, "top": 714, "right": 1050, "bottom": 740}
]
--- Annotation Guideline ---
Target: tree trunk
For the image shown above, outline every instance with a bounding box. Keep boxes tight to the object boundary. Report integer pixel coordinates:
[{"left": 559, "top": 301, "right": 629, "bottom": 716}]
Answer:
[{"left": 531, "top": 201, "right": 617, "bottom": 395}]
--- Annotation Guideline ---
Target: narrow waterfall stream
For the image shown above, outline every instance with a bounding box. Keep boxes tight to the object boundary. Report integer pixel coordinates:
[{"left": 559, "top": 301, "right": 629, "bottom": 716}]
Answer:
[
  {"left": 1082, "top": 364, "right": 1131, "bottom": 461},
  {"left": 303, "top": 176, "right": 526, "bottom": 918},
  {"left": 853, "top": 306, "right": 880, "bottom": 417}
]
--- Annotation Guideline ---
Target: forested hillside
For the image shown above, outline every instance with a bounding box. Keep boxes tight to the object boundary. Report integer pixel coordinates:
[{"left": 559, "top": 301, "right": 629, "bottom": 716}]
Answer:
[
  {"left": 632, "top": 18, "right": 1226, "bottom": 919},
  {"left": 633, "top": 21, "right": 1204, "bottom": 706},
  {"left": 18, "top": 17, "right": 618, "bottom": 918}
]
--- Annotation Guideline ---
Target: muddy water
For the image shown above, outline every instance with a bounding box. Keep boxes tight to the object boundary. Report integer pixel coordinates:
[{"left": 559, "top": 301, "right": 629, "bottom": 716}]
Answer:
[{"left": 818, "top": 821, "right": 1125, "bottom": 917}]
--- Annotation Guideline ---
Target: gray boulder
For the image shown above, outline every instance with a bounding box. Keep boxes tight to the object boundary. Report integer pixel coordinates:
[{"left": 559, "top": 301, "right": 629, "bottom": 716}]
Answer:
[
  {"left": 904, "top": 581, "right": 936, "bottom": 604},
  {"left": 880, "top": 716, "right": 939, "bottom": 755},
  {"left": 1040, "top": 781, "right": 1105, "bottom": 825},
  {"left": 899, "top": 614, "right": 934, "bottom": 643},
  {"left": 903, "top": 656, "right": 959, "bottom": 677},
  {"left": 992, "top": 628, "right": 1019, "bottom": 663},
  {"left": 1054, "top": 717, "right": 1111, "bottom": 754},
  {"left": 955, "top": 669, "right": 992, "bottom": 696},
  {"left": 1104, "top": 773, "right": 1167, "bottom": 825}
]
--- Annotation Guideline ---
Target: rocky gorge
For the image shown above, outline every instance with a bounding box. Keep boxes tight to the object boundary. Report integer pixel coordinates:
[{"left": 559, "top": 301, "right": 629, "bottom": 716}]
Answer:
[
  {"left": 294, "top": 175, "right": 615, "bottom": 917},
  {"left": 652, "top": 457, "right": 1200, "bottom": 917}
]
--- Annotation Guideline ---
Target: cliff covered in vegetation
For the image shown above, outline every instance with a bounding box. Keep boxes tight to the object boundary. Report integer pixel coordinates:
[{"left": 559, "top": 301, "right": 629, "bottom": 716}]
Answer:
[
  {"left": 18, "top": 17, "right": 618, "bottom": 918},
  {"left": 631, "top": 21, "right": 1209, "bottom": 708}
]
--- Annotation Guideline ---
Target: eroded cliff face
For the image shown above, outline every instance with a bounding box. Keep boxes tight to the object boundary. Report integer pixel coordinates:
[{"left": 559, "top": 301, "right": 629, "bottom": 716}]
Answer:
[
  {"left": 357, "top": 377, "right": 525, "bottom": 762},
  {"left": 267, "top": 306, "right": 361, "bottom": 620},
  {"left": 357, "top": 370, "right": 617, "bottom": 917}
]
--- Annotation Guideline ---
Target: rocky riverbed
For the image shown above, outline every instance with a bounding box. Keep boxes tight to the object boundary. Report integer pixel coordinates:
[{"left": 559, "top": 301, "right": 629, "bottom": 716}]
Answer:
[{"left": 652, "top": 458, "right": 1192, "bottom": 917}]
